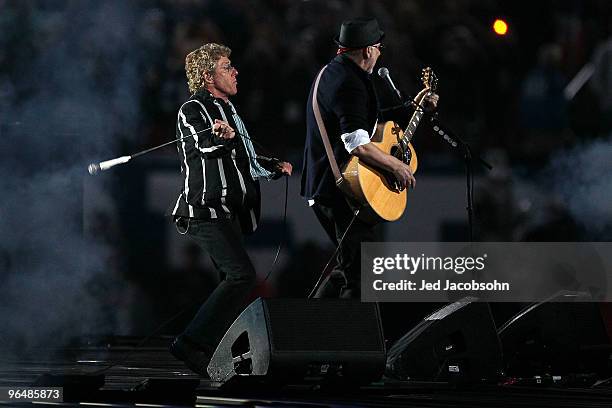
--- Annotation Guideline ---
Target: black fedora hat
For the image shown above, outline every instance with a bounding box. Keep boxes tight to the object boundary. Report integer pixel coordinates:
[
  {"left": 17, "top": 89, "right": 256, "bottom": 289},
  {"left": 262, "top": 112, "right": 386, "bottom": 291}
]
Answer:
[{"left": 334, "top": 17, "right": 385, "bottom": 48}]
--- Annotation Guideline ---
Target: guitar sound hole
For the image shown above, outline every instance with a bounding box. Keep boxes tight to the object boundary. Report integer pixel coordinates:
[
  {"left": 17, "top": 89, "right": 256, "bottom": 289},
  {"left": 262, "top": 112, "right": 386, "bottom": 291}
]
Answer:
[{"left": 390, "top": 144, "right": 412, "bottom": 165}]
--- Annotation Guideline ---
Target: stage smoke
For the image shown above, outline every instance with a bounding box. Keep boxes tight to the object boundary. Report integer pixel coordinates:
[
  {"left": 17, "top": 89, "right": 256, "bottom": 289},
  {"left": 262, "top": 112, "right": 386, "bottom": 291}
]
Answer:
[
  {"left": 0, "top": 1, "right": 142, "bottom": 357},
  {"left": 546, "top": 135, "right": 612, "bottom": 239}
]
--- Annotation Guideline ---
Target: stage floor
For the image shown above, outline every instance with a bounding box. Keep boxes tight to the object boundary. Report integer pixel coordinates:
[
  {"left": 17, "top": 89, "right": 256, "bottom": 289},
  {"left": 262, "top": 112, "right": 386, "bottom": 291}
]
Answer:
[{"left": 1, "top": 336, "right": 611, "bottom": 407}]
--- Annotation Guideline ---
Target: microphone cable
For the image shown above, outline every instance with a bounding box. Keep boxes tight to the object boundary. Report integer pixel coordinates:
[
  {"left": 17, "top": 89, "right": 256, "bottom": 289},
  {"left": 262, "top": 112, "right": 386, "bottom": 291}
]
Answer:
[
  {"left": 225, "top": 130, "right": 291, "bottom": 284},
  {"left": 263, "top": 174, "right": 289, "bottom": 283},
  {"left": 86, "top": 305, "right": 195, "bottom": 376}
]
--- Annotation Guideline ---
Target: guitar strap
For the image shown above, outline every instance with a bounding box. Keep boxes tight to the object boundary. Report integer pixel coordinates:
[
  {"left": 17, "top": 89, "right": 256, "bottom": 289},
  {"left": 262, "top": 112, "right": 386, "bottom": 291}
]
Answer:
[{"left": 311, "top": 66, "right": 352, "bottom": 197}]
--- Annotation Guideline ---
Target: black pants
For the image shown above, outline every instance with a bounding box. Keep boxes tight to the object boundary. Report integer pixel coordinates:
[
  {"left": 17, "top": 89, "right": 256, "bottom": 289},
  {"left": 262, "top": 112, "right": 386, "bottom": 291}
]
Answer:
[
  {"left": 178, "top": 217, "right": 256, "bottom": 352},
  {"left": 312, "top": 199, "right": 381, "bottom": 298}
]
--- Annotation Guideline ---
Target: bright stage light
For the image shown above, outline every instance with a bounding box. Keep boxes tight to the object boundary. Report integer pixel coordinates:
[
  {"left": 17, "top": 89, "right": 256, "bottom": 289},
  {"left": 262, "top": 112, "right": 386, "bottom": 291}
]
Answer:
[{"left": 493, "top": 19, "right": 508, "bottom": 36}]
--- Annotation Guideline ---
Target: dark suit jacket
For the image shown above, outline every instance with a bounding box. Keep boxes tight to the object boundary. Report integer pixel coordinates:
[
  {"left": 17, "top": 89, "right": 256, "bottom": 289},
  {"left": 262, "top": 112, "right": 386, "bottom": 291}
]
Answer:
[{"left": 301, "top": 54, "right": 380, "bottom": 204}]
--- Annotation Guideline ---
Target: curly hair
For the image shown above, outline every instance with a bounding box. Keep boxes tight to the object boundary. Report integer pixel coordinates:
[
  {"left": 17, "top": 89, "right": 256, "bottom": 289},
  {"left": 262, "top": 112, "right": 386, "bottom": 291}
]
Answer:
[{"left": 185, "top": 43, "right": 231, "bottom": 94}]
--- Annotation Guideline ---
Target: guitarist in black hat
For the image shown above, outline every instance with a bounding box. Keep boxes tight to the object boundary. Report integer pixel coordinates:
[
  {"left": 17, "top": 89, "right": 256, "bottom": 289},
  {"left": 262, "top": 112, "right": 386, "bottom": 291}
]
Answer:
[{"left": 301, "top": 18, "right": 438, "bottom": 298}]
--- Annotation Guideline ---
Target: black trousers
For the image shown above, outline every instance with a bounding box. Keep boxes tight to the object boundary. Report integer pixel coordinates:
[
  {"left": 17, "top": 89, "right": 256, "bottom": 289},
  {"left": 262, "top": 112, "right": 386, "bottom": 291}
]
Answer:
[
  {"left": 312, "top": 199, "right": 382, "bottom": 298},
  {"left": 177, "top": 217, "right": 256, "bottom": 352}
]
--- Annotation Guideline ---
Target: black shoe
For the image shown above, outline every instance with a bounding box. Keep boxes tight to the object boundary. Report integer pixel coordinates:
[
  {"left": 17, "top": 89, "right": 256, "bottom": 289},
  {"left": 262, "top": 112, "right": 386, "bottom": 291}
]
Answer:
[{"left": 169, "top": 335, "right": 212, "bottom": 377}]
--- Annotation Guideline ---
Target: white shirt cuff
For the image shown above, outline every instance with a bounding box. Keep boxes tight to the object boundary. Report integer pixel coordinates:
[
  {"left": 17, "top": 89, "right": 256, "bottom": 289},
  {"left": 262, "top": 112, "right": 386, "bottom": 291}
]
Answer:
[{"left": 341, "top": 129, "right": 370, "bottom": 153}]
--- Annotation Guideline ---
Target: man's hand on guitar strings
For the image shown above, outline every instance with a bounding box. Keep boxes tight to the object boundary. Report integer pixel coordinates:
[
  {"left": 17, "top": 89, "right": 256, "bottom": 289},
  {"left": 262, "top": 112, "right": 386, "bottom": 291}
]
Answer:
[{"left": 392, "top": 162, "right": 416, "bottom": 190}]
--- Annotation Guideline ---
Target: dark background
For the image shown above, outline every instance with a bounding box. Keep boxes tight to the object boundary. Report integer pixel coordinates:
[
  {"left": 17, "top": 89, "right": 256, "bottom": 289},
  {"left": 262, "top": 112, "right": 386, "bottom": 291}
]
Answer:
[{"left": 0, "top": 0, "right": 611, "bottom": 353}]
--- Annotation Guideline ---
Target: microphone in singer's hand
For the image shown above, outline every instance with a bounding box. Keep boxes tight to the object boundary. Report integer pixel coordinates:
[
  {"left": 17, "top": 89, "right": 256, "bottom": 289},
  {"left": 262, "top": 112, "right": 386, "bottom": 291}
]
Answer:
[
  {"left": 88, "top": 163, "right": 100, "bottom": 175},
  {"left": 377, "top": 67, "right": 403, "bottom": 102},
  {"left": 87, "top": 156, "right": 131, "bottom": 175}
]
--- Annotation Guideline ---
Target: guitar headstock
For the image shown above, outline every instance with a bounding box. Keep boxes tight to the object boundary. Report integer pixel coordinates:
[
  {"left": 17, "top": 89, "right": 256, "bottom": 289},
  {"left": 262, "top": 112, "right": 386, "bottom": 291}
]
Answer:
[{"left": 420, "top": 67, "right": 438, "bottom": 92}]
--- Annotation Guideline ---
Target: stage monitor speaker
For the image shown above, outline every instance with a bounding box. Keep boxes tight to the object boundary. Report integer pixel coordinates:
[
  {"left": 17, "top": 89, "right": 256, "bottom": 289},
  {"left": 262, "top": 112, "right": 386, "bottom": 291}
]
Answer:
[
  {"left": 207, "top": 298, "right": 386, "bottom": 384},
  {"left": 498, "top": 291, "right": 610, "bottom": 376},
  {"left": 386, "top": 297, "right": 502, "bottom": 382}
]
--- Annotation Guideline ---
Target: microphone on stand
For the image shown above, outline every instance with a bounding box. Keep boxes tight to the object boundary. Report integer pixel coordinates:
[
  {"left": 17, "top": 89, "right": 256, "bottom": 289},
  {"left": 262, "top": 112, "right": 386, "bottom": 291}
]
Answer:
[
  {"left": 88, "top": 156, "right": 131, "bottom": 175},
  {"left": 429, "top": 116, "right": 458, "bottom": 148},
  {"left": 377, "top": 67, "right": 403, "bottom": 102}
]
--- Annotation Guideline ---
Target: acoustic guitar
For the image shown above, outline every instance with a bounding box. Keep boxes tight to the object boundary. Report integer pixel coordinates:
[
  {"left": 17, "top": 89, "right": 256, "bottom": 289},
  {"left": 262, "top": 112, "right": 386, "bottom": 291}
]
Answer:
[{"left": 341, "top": 67, "right": 438, "bottom": 222}]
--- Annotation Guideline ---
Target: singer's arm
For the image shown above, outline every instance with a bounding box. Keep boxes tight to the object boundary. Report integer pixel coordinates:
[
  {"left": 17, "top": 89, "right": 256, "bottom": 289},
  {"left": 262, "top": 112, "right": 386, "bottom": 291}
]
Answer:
[
  {"left": 178, "top": 100, "right": 234, "bottom": 159},
  {"left": 257, "top": 156, "right": 293, "bottom": 179},
  {"left": 378, "top": 85, "right": 439, "bottom": 128},
  {"left": 333, "top": 80, "right": 415, "bottom": 189},
  {"left": 379, "top": 103, "right": 412, "bottom": 129},
  {"left": 332, "top": 80, "right": 370, "bottom": 134},
  {"left": 350, "top": 143, "right": 415, "bottom": 189}
]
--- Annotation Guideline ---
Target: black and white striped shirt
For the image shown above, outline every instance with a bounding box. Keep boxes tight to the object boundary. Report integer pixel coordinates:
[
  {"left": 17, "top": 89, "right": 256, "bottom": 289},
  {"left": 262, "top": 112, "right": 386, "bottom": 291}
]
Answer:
[{"left": 169, "top": 89, "right": 275, "bottom": 233}]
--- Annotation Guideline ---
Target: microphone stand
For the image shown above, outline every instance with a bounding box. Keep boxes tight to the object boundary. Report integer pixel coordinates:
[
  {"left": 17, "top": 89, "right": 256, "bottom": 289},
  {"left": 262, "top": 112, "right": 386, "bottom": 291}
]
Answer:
[
  {"left": 381, "top": 95, "right": 492, "bottom": 242},
  {"left": 429, "top": 115, "right": 492, "bottom": 242}
]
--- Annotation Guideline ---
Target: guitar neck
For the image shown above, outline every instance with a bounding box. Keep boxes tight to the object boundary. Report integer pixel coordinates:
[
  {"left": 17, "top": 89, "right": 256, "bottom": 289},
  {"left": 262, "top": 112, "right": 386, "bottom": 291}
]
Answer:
[{"left": 402, "top": 102, "right": 425, "bottom": 144}]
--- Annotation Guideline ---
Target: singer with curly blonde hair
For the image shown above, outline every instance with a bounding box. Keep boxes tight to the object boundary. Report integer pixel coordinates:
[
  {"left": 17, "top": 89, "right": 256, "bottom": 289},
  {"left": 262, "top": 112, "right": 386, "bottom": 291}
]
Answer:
[
  {"left": 166, "top": 42, "right": 292, "bottom": 377},
  {"left": 185, "top": 43, "right": 231, "bottom": 94}
]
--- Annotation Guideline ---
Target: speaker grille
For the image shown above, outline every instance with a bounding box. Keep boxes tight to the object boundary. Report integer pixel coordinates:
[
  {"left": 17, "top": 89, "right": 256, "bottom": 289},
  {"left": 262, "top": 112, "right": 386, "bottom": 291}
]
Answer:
[{"left": 265, "top": 299, "right": 383, "bottom": 352}]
